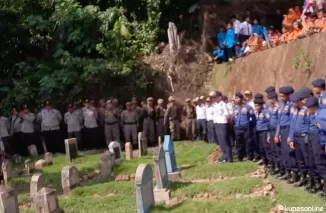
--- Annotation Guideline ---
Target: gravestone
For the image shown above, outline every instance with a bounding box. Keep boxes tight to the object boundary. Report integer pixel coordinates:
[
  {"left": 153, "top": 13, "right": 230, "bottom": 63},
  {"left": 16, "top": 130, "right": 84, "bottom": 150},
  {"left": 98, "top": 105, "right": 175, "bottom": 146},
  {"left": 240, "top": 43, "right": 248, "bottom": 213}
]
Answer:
[
  {"left": 108, "top": 141, "right": 122, "bottom": 163},
  {"left": 0, "top": 186, "right": 19, "bottom": 213},
  {"left": 100, "top": 151, "right": 114, "bottom": 177},
  {"left": 61, "top": 166, "right": 80, "bottom": 196},
  {"left": 1, "top": 160, "right": 12, "bottom": 186},
  {"left": 125, "top": 142, "right": 133, "bottom": 160},
  {"left": 30, "top": 174, "right": 45, "bottom": 210},
  {"left": 41, "top": 136, "right": 48, "bottom": 153},
  {"left": 64, "top": 138, "right": 78, "bottom": 163},
  {"left": 138, "top": 132, "right": 148, "bottom": 157},
  {"left": 12, "top": 154, "right": 22, "bottom": 164},
  {"left": 163, "top": 135, "right": 180, "bottom": 180},
  {"left": 28, "top": 144, "right": 39, "bottom": 156},
  {"left": 153, "top": 147, "right": 170, "bottom": 203},
  {"left": 44, "top": 152, "right": 53, "bottom": 165},
  {"left": 35, "top": 160, "right": 47, "bottom": 169},
  {"left": 35, "top": 187, "right": 64, "bottom": 213},
  {"left": 135, "top": 164, "right": 154, "bottom": 213},
  {"left": 25, "top": 159, "right": 35, "bottom": 174}
]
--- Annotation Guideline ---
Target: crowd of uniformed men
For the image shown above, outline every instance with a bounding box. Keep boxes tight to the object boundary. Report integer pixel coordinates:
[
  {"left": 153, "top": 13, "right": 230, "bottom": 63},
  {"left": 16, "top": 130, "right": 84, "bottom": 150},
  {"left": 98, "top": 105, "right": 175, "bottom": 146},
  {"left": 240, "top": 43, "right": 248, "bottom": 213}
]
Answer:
[{"left": 2, "top": 77, "right": 326, "bottom": 196}]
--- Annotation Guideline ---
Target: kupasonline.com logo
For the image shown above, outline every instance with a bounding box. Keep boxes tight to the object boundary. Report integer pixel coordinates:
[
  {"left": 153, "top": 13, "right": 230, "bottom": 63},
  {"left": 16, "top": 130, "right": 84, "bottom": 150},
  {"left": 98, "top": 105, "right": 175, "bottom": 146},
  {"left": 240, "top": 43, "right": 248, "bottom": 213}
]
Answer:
[{"left": 279, "top": 205, "right": 324, "bottom": 212}]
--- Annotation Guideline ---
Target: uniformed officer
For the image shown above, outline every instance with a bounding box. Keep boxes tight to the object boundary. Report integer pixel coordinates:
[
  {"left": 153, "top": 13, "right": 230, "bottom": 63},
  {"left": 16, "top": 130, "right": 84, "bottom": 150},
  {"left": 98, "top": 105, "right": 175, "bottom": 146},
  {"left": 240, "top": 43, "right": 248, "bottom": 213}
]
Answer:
[
  {"left": 143, "top": 97, "right": 156, "bottom": 146},
  {"left": 277, "top": 86, "right": 295, "bottom": 180},
  {"left": 82, "top": 99, "right": 99, "bottom": 149},
  {"left": 10, "top": 108, "right": 22, "bottom": 155},
  {"left": 304, "top": 96, "right": 325, "bottom": 193},
  {"left": 37, "top": 101, "right": 62, "bottom": 153},
  {"left": 233, "top": 92, "right": 256, "bottom": 161},
  {"left": 131, "top": 97, "right": 144, "bottom": 132},
  {"left": 121, "top": 102, "right": 138, "bottom": 146},
  {"left": 205, "top": 97, "right": 216, "bottom": 143},
  {"left": 312, "top": 78, "right": 325, "bottom": 97},
  {"left": 64, "top": 104, "right": 83, "bottom": 150},
  {"left": 254, "top": 98, "right": 269, "bottom": 167},
  {"left": 112, "top": 98, "right": 122, "bottom": 115},
  {"left": 103, "top": 100, "right": 120, "bottom": 143},
  {"left": 288, "top": 91, "right": 310, "bottom": 187},
  {"left": 0, "top": 113, "right": 10, "bottom": 154},
  {"left": 265, "top": 86, "right": 276, "bottom": 94},
  {"left": 315, "top": 91, "right": 326, "bottom": 196},
  {"left": 223, "top": 95, "right": 234, "bottom": 147},
  {"left": 156, "top": 99, "right": 166, "bottom": 141},
  {"left": 183, "top": 98, "right": 196, "bottom": 140},
  {"left": 297, "top": 87, "right": 313, "bottom": 103},
  {"left": 98, "top": 99, "right": 107, "bottom": 145},
  {"left": 164, "top": 96, "right": 180, "bottom": 140},
  {"left": 21, "top": 105, "right": 37, "bottom": 153},
  {"left": 266, "top": 91, "right": 280, "bottom": 174},
  {"left": 196, "top": 96, "right": 207, "bottom": 140}
]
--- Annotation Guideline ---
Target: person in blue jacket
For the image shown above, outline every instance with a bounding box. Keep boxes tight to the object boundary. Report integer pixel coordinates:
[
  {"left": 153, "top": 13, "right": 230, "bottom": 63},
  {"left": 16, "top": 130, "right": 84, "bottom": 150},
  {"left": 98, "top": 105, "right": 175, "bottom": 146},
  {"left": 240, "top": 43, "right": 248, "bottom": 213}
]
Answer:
[
  {"left": 217, "top": 26, "right": 226, "bottom": 49},
  {"left": 212, "top": 48, "right": 225, "bottom": 63},
  {"left": 223, "top": 22, "right": 236, "bottom": 62},
  {"left": 252, "top": 18, "right": 264, "bottom": 37}
]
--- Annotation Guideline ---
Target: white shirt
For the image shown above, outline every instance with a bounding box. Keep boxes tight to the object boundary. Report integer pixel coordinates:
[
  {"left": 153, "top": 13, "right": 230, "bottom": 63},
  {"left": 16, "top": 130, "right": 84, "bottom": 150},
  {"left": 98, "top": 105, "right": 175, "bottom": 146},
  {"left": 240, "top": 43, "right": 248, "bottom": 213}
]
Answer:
[
  {"left": 234, "top": 20, "right": 241, "bottom": 34},
  {"left": 196, "top": 104, "right": 206, "bottom": 120},
  {"left": 239, "top": 21, "right": 252, "bottom": 36},
  {"left": 213, "top": 101, "right": 230, "bottom": 124},
  {"left": 226, "top": 103, "right": 234, "bottom": 114},
  {"left": 206, "top": 105, "right": 214, "bottom": 121},
  {"left": 247, "top": 99, "right": 255, "bottom": 110}
]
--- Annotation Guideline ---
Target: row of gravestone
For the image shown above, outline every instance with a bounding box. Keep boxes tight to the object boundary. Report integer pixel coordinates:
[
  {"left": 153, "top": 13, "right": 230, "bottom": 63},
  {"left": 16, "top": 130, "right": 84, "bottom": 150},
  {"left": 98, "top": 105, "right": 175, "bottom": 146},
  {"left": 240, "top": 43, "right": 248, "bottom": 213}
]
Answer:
[{"left": 135, "top": 135, "right": 179, "bottom": 213}]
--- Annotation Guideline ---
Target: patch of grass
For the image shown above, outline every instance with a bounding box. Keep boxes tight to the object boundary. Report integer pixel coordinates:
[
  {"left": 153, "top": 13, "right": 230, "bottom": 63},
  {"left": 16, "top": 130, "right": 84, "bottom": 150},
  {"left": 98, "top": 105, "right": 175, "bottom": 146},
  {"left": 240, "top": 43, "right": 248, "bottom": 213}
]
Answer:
[
  {"left": 152, "top": 197, "right": 272, "bottom": 213},
  {"left": 170, "top": 177, "right": 262, "bottom": 198},
  {"left": 270, "top": 177, "right": 326, "bottom": 208},
  {"left": 181, "top": 161, "right": 257, "bottom": 181}
]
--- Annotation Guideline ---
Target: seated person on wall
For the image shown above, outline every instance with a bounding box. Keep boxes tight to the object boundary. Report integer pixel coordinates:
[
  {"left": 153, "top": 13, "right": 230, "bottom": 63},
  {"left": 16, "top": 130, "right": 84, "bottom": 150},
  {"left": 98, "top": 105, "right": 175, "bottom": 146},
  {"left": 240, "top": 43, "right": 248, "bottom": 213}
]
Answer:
[
  {"left": 252, "top": 18, "right": 264, "bottom": 37},
  {"left": 279, "top": 26, "right": 292, "bottom": 43},
  {"left": 267, "top": 26, "right": 280, "bottom": 47},
  {"left": 283, "top": 8, "right": 300, "bottom": 27},
  {"left": 287, "top": 21, "right": 303, "bottom": 41},
  {"left": 314, "top": 10, "right": 326, "bottom": 32},
  {"left": 212, "top": 47, "right": 225, "bottom": 63},
  {"left": 235, "top": 44, "right": 244, "bottom": 58},
  {"left": 294, "top": 5, "right": 302, "bottom": 18},
  {"left": 246, "top": 33, "right": 264, "bottom": 54},
  {"left": 301, "top": 12, "right": 318, "bottom": 36}
]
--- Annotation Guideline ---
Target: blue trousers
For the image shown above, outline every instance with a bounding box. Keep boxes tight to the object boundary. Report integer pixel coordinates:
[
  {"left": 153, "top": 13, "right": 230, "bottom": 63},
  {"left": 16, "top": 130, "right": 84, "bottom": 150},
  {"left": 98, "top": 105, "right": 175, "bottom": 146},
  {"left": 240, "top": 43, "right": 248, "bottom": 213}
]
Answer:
[
  {"left": 268, "top": 128, "right": 277, "bottom": 164},
  {"left": 309, "top": 131, "right": 326, "bottom": 179},
  {"left": 234, "top": 126, "right": 251, "bottom": 161},
  {"left": 215, "top": 123, "right": 232, "bottom": 162},
  {"left": 293, "top": 134, "right": 309, "bottom": 173},
  {"left": 207, "top": 121, "right": 217, "bottom": 143},
  {"left": 196, "top": 119, "right": 207, "bottom": 140},
  {"left": 280, "top": 126, "right": 297, "bottom": 171},
  {"left": 256, "top": 130, "right": 268, "bottom": 165}
]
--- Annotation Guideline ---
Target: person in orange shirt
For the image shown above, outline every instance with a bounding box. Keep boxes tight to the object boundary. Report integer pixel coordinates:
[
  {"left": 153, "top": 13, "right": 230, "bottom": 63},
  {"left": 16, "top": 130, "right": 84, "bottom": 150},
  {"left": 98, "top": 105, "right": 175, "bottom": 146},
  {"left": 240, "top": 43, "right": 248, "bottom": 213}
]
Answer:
[
  {"left": 279, "top": 26, "right": 291, "bottom": 43},
  {"left": 283, "top": 8, "right": 300, "bottom": 27},
  {"left": 268, "top": 27, "right": 280, "bottom": 47},
  {"left": 302, "top": 12, "right": 318, "bottom": 35},
  {"left": 294, "top": 6, "right": 302, "bottom": 18},
  {"left": 315, "top": 10, "right": 326, "bottom": 32},
  {"left": 287, "top": 21, "right": 302, "bottom": 41},
  {"left": 246, "top": 33, "right": 263, "bottom": 53}
]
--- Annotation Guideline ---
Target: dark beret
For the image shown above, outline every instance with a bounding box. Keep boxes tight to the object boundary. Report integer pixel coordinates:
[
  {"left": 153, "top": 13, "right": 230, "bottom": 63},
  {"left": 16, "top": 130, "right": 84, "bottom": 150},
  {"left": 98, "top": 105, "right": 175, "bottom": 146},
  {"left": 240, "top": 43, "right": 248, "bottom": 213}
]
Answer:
[
  {"left": 265, "top": 86, "right": 275, "bottom": 93},
  {"left": 215, "top": 91, "right": 223, "bottom": 97},
  {"left": 279, "top": 86, "right": 294, "bottom": 94},
  {"left": 298, "top": 87, "right": 313, "bottom": 99},
  {"left": 290, "top": 92, "right": 301, "bottom": 102},
  {"left": 254, "top": 93, "right": 264, "bottom": 99},
  {"left": 254, "top": 99, "right": 264, "bottom": 105},
  {"left": 304, "top": 96, "right": 319, "bottom": 108},
  {"left": 312, "top": 78, "right": 325, "bottom": 87},
  {"left": 235, "top": 92, "right": 243, "bottom": 99},
  {"left": 267, "top": 91, "right": 278, "bottom": 99}
]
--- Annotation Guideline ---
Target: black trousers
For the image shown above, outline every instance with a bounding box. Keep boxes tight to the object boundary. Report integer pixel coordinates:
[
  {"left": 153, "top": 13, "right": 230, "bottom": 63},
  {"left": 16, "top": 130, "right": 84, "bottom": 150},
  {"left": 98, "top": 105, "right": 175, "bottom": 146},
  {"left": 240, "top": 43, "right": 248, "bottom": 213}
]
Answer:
[
  {"left": 84, "top": 127, "right": 99, "bottom": 150},
  {"left": 43, "top": 130, "right": 63, "bottom": 154},
  {"left": 68, "top": 131, "right": 83, "bottom": 151},
  {"left": 225, "top": 47, "right": 235, "bottom": 60},
  {"left": 2, "top": 136, "right": 11, "bottom": 156},
  {"left": 12, "top": 132, "right": 24, "bottom": 156}
]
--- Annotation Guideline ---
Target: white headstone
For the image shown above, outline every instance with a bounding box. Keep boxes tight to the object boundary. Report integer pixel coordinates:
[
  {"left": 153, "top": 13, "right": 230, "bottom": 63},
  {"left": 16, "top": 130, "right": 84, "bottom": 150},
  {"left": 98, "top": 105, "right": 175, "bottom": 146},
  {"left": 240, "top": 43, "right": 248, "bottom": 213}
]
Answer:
[
  {"left": 0, "top": 186, "right": 19, "bottom": 213},
  {"left": 135, "top": 164, "right": 154, "bottom": 213},
  {"left": 30, "top": 174, "right": 45, "bottom": 210},
  {"left": 61, "top": 166, "right": 80, "bottom": 196},
  {"left": 100, "top": 151, "right": 114, "bottom": 177},
  {"left": 125, "top": 142, "right": 133, "bottom": 160},
  {"left": 44, "top": 152, "right": 53, "bottom": 165},
  {"left": 28, "top": 144, "right": 38, "bottom": 157},
  {"left": 2, "top": 160, "right": 12, "bottom": 186},
  {"left": 35, "top": 187, "right": 64, "bottom": 213},
  {"left": 25, "top": 159, "right": 35, "bottom": 174},
  {"left": 108, "top": 141, "right": 122, "bottom": 163}
]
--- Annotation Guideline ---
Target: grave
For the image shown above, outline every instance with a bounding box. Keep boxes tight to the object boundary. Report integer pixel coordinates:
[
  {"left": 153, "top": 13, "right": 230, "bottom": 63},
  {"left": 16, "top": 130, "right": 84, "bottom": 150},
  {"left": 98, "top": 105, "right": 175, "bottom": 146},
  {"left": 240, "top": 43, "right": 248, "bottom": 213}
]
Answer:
[
  {"left": 1, "top": 160, "right": 12, "bottom": 186},
  {"left": 100, "top": 151, "right": 114, "bottom": 177},
  {"left": 30, "top": 174, "right": 45, "bottom": 210},
  {"left": 135, "top": 164, "right": 155, "bottom": 213},
  {"left": 44, "top": 152, "right": 53, "bottom": 165},
  {"left": 138, "top": 132, "right": 148, "bottom": 157},
  {"left": 153, "top": 147, "right": 170, "bottom": 203},
  {"left": 125, "top": 142, "right": 133, "bottom": 160},
  {"left": 12, "top": 154, "right": 22, "bottom": 164},
  {"left": 35, "top": 187, "right": 64, "bottom": 213},
  {"left": 61, "top": 166, "right": 80, "bottom": 196},
  {"left": 163, "top": 135, "right": 180, "bottom": 181},
  {"left": 25, "top": 159, "right": 35, "bottom": 175},
  {"left": 64, "top": 138, "right": 78, "bottom": 163},
  {"left": 108, "top": 141, "right": 122, "bottom": 163},
  {"left": 35, "top": 159, "right": 47, "bottom": 169},
  {"left": 0, "top": 186, "right": 19, "bottom": 213},
  {"left": 28, "top": 144, "right": 39, "bottom": 156}
]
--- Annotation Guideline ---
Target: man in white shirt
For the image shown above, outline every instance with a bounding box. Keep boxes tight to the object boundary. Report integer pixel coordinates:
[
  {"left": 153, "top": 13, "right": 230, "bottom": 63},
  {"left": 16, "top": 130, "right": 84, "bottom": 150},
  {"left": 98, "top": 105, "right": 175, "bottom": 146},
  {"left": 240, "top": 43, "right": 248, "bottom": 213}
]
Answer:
[
  {"left": 196, "top": 96, "right": 207, "bottom": 140},
  {"left": 205, "top": 97, "right": 216, "bottom": 144},
  {"left": 244, "top": 90, "right": 254, "bottom": 109},
  {"left": 239, "top": 16, "right": 252, "bottom": 43},
  {"left": 231, "top": 15, "right": 241, "bottom": 38},
  {"left": 212, "top": 91, "right": 233, "bottom": 162}
]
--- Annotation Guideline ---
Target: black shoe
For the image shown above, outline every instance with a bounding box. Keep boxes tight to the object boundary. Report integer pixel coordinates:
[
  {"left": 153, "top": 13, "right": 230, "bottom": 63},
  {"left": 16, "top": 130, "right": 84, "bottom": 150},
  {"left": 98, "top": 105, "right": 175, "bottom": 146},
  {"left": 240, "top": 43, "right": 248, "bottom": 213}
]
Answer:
[
  {"left": 305, "top": 175, "right": 313, "bottom": 192},
  {"left": 277, "top": 171, "right": 285, "bottom": 178},
  {"left": 287, "top": 172, "right": 299, "bottom": 184},
  {"left": 313, "top": 178, "right": 322, "bottom": 193},
  {"left": 294, "top": 173, "right": 307, "bottom": 187},
  {"left": 319, "top": 180, "right": 326, "bottom": 197}
]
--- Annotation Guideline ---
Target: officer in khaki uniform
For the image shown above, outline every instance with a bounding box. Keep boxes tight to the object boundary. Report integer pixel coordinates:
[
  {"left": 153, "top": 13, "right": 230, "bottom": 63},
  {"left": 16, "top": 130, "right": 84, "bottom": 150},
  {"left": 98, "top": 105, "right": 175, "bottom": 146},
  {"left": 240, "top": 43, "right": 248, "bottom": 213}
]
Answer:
[
  {"left": 82, "top": 99, "right": 99, "bottom": 149},
  {"left": 131, "top": 97, "right": 144, "bottom": 132},
  {"left": 183, "top": 98, "right": 196, "bottom": 140},
  {"left": 121, "top": 102, "right": 138, "bottom": 145},
  {"left": 156, "top": 99, "right": 166, "bottom": 141},
  {"left": 143, "top": 97, "right": 156, "bottom": 146},
  {"left": 103, "top": 100, "right": 120, "bottom": 143},
  {"left": 164, "top": 96, "right": 180, "bottom": 140},
  {"left": 21, "top": 105, "right": 37, "bottom": 154},
  {"left": 64, "top": 104, "right": 83, "bottom": 150}
]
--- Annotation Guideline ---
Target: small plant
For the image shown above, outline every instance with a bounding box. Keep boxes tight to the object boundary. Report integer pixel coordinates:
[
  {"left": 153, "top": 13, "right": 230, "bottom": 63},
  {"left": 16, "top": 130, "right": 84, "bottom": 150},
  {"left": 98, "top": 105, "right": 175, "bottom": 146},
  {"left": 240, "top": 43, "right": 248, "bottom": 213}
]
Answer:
[{"left": 292, "top": 57, "right": 300, "bottom": 70}]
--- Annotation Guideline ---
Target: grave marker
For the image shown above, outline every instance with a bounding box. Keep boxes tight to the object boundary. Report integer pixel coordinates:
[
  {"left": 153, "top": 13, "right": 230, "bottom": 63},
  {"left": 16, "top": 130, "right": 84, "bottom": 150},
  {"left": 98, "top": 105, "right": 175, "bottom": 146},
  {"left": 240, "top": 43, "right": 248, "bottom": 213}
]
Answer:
[
  {"left": 100, "top": 151, "right": 114, "bottom": 177},
  {"left": 0, "top": 186, "right": 19, "bottom": 213},
  {"left": 1, "top": 160, "right": 12, "bottom": 186},
  {"left": 138, "top": 132, "right": 148, "bottom": 157},
  {"left": 125, "top": 142, "right": 133, "bottom": 160},
  {"left": 35, "top": 187, "right": 64, "bottom": 213},
  {"left": 30, "top": 174, "right": 45, "bottom": 210},
  {"left": 25, "top": 159, "right": 35, "bottom": 175},
  {"left": 153, "top": 147, "right": 170, "bottom": 203},
  {"left": 135, "top": 164, "right": 154, "bottom": 213},
  {"left": 61, "top": 166, "right": 80, "bottom": 196},
  {"left": 163, "top": 135, "right": 180, "bottom": 180},
  {"left": 44, "top": 152, "right": 53, "bottom": 165},
  {"left": 28, "top": 144, "right": 38, "bottom": 156},
  {"left": 108, "top": 141, "right": 122, "bottom": 163},
  {"left": 64, "top": 138, "right": 78, "bottom": 163}
]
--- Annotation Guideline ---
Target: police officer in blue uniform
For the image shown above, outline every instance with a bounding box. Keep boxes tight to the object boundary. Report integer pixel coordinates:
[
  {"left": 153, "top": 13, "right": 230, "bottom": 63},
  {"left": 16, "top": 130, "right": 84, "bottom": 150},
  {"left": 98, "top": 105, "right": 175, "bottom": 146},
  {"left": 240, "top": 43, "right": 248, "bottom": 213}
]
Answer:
[
  {"left": 277, "top": 86, "right": 295, "bottom": 180},
  {"left": 265, "top": 86, "right": 275, "bottom": 94},
  {"left": 233, "top": 92, "right": 256, "bottom": 161},
  {"left": 312, "top": 78, "right": 325, "bottom": 98}
]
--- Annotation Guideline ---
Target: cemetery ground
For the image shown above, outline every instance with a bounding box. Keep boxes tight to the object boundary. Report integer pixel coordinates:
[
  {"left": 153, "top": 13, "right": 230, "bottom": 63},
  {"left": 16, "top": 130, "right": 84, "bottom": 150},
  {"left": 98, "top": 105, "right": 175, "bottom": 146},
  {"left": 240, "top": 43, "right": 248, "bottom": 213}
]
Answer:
[{"left": 8, "top": 141, "right": 326, "bottom": 213}]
